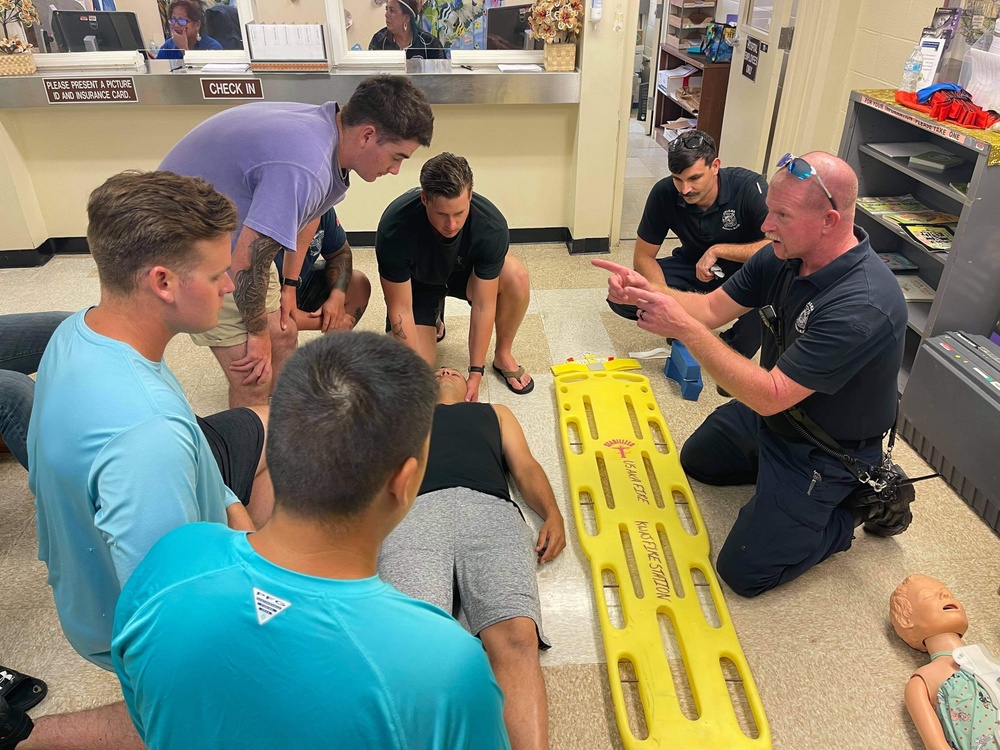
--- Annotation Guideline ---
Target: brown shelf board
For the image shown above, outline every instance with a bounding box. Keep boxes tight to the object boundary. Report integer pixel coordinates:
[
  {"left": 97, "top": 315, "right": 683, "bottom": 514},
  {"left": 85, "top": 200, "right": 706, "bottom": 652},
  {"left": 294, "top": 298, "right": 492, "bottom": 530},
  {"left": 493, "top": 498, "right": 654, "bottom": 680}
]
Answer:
[{"left": 660, "top": 43, "right": 731, "bottom": 70}]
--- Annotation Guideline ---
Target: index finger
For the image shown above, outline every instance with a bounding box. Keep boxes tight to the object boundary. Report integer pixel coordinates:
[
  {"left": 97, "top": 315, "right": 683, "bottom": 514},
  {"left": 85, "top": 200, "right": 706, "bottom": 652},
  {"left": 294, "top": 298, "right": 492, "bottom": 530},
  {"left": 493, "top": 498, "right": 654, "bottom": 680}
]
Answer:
[
  {"left": 591, "top": 258, "right": 630, "bottom": 275},
  {"left": 624, "top": 286, "right": 654, "bottom": 306}
]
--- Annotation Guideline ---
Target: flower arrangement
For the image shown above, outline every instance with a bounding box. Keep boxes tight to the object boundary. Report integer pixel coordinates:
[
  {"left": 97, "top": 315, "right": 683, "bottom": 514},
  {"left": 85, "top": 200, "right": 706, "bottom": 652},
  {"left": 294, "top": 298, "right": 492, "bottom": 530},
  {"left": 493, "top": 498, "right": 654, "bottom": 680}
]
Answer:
[
  {"left": 0, "top": 36, "right": 28, "bottom": 53},
  {"left": 527, "top": 0, "right": 583, "bottom": 45},
  {"left": 0, "top": 0, "right": 39, "bottom": 52}
]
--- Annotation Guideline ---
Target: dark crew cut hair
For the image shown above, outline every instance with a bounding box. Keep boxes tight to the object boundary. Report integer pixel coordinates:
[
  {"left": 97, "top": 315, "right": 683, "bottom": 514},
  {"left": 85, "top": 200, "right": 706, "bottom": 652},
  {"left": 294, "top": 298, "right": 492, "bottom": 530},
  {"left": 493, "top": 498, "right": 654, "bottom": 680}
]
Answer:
[
  {"left": 667, "top": 129, "right": 718, "bottom": 174},
  {"left": 419, "top": 152, "right": 474, "bottom": 199},
  {"left": 87, "top": 170, "right": 237, "bottom": 297},
  {"left": 340, "top": 75, "right": 435, "bottom": 148},
  {"left": 267, "top": 332, "right": 437, "bottom": 521}
]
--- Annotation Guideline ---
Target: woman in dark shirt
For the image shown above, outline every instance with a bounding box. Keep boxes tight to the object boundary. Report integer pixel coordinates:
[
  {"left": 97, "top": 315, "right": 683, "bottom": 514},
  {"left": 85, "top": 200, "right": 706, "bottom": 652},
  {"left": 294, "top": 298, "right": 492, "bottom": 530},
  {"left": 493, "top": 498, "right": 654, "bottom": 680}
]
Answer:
[
  {"left": 156, "top": 0, "right": 223, "bottom": 59},
  {"left": 368, "top": 0, "right": 447, "bottom": 59}
]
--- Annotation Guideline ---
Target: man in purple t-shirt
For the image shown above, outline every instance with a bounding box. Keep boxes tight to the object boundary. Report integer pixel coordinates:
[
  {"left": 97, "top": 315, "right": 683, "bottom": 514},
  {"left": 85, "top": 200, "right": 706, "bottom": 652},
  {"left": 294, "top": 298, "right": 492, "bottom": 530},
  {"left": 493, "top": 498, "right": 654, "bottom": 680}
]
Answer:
[{"left": 160, "top": 75, "right": 434, "bottom": 407}]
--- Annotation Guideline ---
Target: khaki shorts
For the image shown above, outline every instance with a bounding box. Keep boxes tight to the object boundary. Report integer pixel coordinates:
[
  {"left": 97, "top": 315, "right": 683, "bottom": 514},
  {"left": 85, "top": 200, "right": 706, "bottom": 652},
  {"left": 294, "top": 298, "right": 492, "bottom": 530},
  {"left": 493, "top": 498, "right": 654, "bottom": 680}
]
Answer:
[{"left": 190, "top": 264, "right": 282, "bottom": 348}]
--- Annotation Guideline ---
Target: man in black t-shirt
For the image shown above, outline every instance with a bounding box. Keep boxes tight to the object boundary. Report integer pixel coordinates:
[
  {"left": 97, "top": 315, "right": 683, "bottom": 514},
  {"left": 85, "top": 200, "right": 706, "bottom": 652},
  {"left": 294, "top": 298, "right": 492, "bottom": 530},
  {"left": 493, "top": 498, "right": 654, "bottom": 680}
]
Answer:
[
  {"left": 378, "top": 366, "right": 565, "bottom": 750},
  {"left": 596, "top": 152, "right": 909, "bottom": 598},
  {"left": 376, "top": 153, "right": 532, "bottom": 401},
  {"left": 609, "top": 130, "right": 769, "bottom": 359}
]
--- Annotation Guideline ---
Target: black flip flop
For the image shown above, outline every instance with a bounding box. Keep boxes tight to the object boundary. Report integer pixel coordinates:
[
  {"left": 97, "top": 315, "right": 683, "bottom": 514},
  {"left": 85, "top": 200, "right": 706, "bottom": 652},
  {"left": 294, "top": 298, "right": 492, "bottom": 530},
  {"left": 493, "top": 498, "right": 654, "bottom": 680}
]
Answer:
[
  {"left": 492, "top": 363, "right": 535, "bottom": 395},
  {"left": 0, "top": 667, "right": 47, "bottom": 713},
  {"left": 0, "top": 697, "right": 33, "bottom": 749}
]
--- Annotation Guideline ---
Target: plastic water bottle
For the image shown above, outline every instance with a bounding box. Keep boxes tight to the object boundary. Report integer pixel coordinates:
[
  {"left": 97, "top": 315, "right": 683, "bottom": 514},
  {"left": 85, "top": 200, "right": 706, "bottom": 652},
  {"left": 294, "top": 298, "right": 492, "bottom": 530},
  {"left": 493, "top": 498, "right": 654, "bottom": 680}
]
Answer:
[{"left": 901, "top": 43, "right": 922, "bottom": 93}]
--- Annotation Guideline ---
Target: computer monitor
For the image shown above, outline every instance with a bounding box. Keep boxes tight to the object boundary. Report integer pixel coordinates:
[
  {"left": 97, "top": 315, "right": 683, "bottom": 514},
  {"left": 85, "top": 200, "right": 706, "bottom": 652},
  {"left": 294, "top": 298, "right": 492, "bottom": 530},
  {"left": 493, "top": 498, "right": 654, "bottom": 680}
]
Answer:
[
  {"left": 52, "top": 10, "right": 143, "bottom": 53},
  {"left": 485, "top": 4, "right": 538, "bottom": 51}
]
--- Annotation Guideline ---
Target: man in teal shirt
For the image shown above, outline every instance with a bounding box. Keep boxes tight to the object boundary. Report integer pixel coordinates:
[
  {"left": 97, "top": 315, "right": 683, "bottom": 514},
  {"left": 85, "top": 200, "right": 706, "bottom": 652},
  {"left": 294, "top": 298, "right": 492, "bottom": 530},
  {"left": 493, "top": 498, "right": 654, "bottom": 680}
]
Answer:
[
  {"left": 113, "top": 332, "right": 511, "bottom": 749},
  {"left": 6, "top": 171, "right": 272, "bottom": 750}
]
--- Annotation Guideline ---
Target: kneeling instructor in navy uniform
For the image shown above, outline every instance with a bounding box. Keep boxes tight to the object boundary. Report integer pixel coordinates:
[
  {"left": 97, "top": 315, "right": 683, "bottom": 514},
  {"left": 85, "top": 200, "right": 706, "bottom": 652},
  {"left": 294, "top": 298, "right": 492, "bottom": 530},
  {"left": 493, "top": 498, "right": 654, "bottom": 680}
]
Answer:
[{"left": 596, "top": 152, "right": 909, "bottom": 597}]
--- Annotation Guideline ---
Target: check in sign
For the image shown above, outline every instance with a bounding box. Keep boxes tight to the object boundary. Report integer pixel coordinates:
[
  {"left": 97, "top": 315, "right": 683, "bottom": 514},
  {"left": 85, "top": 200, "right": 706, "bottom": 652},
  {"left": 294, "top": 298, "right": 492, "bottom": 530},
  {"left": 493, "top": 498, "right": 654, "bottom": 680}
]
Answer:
[{"left": 201, "top": 78, "right": 264, "bottom": 100}]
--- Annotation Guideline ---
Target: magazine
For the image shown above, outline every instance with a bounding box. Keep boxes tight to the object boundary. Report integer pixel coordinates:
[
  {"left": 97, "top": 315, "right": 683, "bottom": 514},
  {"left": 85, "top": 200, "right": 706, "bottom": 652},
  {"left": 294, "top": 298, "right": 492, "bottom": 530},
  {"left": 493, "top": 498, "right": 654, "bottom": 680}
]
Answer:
[
  {"left": 885, "top": 210, "right": 960, "bottom": 225},
  {"left": 856, "top": 194, "right": 927, "bottom": 214},
  {"left": 904, "top": 224, "right": 955, "bottom": 251},
  {"left": 908, "top": 150, "right": 966, "bottom": 171},
  {"left": 895, "top": 275, "right": 936, "bottom": 301},
  {"left": 878, "top": 252, "right": 919, "bottom": 272}
]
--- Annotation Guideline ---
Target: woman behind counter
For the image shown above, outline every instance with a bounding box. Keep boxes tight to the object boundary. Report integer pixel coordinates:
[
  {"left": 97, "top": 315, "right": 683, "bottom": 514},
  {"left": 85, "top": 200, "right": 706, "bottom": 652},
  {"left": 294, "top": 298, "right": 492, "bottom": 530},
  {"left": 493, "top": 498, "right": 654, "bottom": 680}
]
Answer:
[
  {"left": 156, "top": 0, "right": 224, "bottom": 59},
  {"left": 369, "top": 0, "right": 447, "bottom": 59}
]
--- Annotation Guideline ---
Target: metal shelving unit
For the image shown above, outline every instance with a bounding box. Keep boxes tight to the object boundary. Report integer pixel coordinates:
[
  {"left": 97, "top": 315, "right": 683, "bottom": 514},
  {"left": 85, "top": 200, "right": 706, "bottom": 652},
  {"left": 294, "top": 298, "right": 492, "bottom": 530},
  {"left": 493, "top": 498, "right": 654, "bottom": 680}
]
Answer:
[{"left": 839, "top": 90, "right": 1000, "bottom": 395}]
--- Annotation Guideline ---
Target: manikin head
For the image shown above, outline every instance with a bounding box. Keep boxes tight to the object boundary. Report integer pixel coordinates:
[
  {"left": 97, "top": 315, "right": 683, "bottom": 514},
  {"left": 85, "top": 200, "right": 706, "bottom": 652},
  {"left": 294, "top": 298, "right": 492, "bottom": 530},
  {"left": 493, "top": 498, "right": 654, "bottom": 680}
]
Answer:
[
  {"left": 420, "top": 153, "right": 474, "bottom": 239},
  {"left": 889, "top": 574, "right": 969, "bottom": 652}
]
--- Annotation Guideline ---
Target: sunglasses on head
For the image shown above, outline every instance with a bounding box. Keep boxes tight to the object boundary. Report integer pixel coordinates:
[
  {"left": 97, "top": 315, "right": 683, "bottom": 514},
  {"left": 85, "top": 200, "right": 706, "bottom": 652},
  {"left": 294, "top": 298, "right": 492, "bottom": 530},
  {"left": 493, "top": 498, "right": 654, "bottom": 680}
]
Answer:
[
  {"left": 776, "top": 153, "right": 837, "bottom": 211},
  {"left": 669, "top": 132, "right": 706, "bottom": 153},
  {"left": 168, "top": 17, "right": 191, "bottom": 26}
]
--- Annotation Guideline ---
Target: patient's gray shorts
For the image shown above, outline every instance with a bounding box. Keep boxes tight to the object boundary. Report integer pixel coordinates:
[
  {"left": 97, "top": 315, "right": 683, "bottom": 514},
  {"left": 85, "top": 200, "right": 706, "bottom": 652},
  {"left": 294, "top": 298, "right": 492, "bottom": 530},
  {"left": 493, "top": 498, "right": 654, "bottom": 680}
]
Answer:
[{"left": 378, "top": 487, "right": 550, "bottom": 649}]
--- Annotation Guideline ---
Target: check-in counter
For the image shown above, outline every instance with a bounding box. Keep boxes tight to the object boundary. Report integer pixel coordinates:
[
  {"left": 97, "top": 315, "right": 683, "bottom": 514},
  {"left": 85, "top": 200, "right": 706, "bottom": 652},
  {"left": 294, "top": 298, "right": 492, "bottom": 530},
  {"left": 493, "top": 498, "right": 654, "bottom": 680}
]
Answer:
[{"left": 0, "top": 25, "right": 627, "bottom": 266}]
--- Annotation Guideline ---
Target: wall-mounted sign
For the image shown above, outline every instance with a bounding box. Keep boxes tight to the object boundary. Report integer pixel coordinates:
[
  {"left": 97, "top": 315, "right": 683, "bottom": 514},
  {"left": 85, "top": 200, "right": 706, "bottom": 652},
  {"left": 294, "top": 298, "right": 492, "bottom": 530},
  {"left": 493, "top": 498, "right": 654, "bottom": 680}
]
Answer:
[
  {"left": 43, "top": 77, "right": 137, "bottom": 104},
  {"left": 200, "top": 78, "right": 264, "bottom": 100},
  {"left": 742, "top": 36, "right": 761, "bottom": 82}
]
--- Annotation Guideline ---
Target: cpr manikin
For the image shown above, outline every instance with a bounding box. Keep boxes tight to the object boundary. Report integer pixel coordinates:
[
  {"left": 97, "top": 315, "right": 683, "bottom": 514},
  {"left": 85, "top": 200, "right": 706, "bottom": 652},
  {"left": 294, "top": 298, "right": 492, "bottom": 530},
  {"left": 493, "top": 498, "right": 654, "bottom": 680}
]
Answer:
[{"left": 889, "top": 574, "right": 1000, "bottom": 750}]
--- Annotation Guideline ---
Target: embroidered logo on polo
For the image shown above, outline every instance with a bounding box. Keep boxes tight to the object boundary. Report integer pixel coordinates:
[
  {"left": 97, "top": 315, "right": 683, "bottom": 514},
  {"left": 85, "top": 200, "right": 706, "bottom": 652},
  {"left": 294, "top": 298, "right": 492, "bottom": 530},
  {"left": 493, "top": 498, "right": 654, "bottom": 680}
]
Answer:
[
  {"left": 253, "top": 587, "right": 291, "bottom": 625},
  {"left": 722, "top": 209, "right": 740, "bottom": 230},
  {"left": 795, "top": 302, "right": 814, "bottom": 334}
]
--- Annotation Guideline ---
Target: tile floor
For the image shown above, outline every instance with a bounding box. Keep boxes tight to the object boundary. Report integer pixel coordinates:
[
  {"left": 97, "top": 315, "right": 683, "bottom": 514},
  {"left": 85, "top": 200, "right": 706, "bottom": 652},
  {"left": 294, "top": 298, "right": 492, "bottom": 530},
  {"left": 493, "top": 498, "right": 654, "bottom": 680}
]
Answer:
[{"left": 2, "top": 240, "right": 998, "bottom": 749}]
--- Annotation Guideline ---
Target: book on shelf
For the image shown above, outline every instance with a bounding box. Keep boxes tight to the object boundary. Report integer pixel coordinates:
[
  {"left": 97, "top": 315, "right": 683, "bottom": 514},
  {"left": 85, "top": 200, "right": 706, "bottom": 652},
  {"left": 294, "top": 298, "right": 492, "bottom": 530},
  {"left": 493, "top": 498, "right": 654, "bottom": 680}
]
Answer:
[
  {"left": 878, "top": 252, "right": 919, "bottom": 272},
  {"left": 856, "top": 194, "right": 927, "bottom": 214},
  {"left": 908, "top": 150, "right": 966, "bottom": 172},
  {"left": 904, "top": 224, "right": 955, "bottom": 251},
  {"left": 895, "top": 275, "right": 936, "bottom": 301},
  {"left": 884, "top": 210, "right": 960, "bottom": 225},
  {"left": 867, "top": 142, "right": 947, "bottom": 159},
  {"left": 949, "top": 181, "right": 970, "bottom": 196}
]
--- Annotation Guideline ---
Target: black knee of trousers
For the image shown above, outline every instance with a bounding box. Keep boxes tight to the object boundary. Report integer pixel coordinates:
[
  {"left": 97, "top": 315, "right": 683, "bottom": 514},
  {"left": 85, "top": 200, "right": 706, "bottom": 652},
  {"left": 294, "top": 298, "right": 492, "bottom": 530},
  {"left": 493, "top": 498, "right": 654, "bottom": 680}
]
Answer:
[
  {"left": 715, "top": 547, "right": 773, "bottom": 599},
  {"left": 606, "top": 298, "right": 639, "bottom": 320}
]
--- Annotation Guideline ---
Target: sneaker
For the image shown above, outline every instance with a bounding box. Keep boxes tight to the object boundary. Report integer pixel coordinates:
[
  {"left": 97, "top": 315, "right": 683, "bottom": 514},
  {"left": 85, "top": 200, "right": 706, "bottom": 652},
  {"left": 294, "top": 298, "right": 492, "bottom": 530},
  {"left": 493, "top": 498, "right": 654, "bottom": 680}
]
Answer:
[
  {"left": 0, "top": 697, "right": 33, "bottom": 749},
  {"left": 863, "top": 466, "right": 916, "bottom": 537}
]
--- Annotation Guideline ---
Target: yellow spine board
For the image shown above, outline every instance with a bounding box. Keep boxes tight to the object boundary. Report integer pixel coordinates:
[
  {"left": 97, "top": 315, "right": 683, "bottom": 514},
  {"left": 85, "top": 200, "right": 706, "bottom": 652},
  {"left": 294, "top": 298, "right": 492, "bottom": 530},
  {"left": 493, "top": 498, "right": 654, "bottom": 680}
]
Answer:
[{"left": 555, "top": 370, "right": 771, "bottom": 749}]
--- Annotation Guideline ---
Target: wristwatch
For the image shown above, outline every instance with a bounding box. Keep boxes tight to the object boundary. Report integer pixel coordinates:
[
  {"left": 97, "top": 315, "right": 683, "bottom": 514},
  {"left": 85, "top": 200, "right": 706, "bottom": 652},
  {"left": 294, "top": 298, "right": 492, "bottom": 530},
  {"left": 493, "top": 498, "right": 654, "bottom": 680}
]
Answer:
[
  {"left": 468, "top": 365, "right": 485, "bottom": 375},
  {"left": 282, "top": 277, "right": 301, "bottom": 288}
]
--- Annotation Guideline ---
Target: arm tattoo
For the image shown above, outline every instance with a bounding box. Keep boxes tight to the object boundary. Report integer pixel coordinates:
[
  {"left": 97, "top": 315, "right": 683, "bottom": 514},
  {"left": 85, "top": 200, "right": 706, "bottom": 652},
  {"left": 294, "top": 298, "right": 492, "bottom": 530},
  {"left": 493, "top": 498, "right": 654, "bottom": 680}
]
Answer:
[
  {"left": 325, "top": 241, "right": 353, "bottom": 295},
  {"left": 390, "top": 314, "right": 407, "bottom": 341},
  {"left": 234, "top": 236, "right": 281, "bottom": 335}
]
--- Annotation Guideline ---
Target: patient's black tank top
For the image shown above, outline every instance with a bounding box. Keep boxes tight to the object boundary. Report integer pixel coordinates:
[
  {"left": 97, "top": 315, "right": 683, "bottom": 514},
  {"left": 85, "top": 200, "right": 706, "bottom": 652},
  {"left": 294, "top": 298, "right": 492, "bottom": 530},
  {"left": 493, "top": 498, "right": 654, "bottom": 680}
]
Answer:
[{"left": 418, "top": 402, "right": 511, "bottom": 502}]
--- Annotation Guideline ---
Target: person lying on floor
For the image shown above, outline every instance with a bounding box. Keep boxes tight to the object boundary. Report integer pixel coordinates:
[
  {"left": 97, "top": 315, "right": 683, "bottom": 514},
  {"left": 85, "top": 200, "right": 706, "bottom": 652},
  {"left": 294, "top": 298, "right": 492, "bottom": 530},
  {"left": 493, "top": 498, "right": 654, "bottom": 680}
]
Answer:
[
  {"left": 378, "top": 367, "right": 566, "bottom": 750},
  {"left": 113, "top": 333, "right": 510, "bottom": 750},
  {"left": 1, "top": 171, "right": 273, "bottom": 750}
]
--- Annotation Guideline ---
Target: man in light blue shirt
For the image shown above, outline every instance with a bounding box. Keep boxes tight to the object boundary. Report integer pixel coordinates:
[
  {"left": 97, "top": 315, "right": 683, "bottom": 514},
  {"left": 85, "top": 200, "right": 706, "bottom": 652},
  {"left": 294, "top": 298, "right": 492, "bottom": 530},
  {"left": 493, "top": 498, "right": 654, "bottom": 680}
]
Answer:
[
  {"left": 6, "top": 171, "right": 272, "bottom": 750},
  {"left": 113, "top": 332, "right": 511, "bottom": 750}
]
